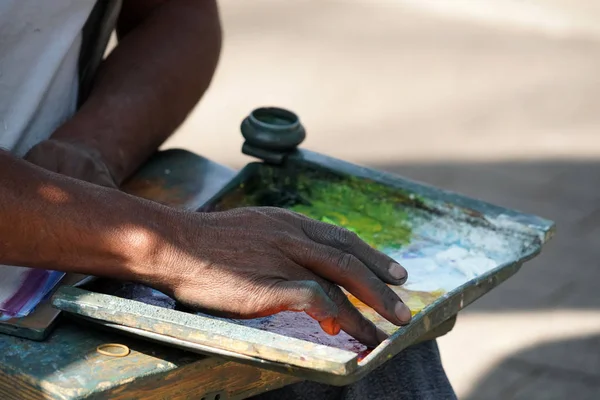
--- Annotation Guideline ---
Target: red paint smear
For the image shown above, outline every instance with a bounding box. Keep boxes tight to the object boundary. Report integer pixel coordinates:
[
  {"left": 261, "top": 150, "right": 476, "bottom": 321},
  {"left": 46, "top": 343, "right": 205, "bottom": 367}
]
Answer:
[
  {"left": 357, "top": 348, "right": 374, "bottom": 362},
  {"left": 233, "top": 311, "right": 368, "bottom": 354}
]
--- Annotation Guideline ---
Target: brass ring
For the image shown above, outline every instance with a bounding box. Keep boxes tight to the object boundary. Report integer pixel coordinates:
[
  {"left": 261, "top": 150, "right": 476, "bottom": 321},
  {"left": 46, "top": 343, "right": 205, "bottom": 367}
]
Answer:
[{"left": 96, "top": 343, "right": 130, "bottom": 357}]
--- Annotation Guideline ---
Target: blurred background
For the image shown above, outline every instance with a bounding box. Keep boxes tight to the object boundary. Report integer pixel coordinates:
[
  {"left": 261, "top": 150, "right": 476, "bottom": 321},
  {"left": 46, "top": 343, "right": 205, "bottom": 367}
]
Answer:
[{"left": 164, "top": 1, "right": 600, "bottom": 398}]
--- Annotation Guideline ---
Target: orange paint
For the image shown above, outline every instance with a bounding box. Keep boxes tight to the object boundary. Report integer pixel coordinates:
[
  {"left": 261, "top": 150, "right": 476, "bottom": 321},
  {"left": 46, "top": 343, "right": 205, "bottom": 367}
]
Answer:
[
  {"left": 343, "top": 286, "right": 446, "bottom": 336},
  {"left": 357, "top": 348, "right": 373, "bottom": 362}
]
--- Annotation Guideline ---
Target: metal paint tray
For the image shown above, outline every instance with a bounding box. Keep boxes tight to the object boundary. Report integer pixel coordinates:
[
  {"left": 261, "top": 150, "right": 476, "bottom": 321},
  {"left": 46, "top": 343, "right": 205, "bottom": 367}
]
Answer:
[{"left": 52, "top": 147, "right": 554, "bottom": 386}]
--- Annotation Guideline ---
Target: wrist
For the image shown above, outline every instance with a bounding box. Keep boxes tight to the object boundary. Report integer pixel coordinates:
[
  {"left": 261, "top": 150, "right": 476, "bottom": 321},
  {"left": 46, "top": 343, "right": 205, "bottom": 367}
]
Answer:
[{"left": 121, "top": 207, "right": 199, "bottom": 295}]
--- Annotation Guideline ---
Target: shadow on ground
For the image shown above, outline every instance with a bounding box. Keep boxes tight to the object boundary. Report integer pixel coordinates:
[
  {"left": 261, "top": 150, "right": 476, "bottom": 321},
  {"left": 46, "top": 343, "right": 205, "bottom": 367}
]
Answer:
[{"left": 466, "top": 334, "right": 600, "bottom": 400}]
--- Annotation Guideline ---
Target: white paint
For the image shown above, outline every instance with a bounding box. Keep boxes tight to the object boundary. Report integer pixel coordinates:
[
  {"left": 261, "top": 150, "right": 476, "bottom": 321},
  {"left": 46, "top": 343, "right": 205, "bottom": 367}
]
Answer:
[{"left": 385, "top": 212, "right": 527, "bottom": 293}]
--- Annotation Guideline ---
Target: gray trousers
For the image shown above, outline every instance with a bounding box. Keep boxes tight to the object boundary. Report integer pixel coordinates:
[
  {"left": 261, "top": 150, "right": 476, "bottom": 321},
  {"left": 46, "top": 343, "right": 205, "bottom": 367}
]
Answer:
[{"left": 251, "top": 340, "right": 456, "bottom": 400}]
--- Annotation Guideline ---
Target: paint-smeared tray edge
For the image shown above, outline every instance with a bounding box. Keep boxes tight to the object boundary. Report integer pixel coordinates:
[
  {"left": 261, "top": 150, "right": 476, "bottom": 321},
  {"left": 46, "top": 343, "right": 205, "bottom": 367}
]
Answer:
[
  {"left": 184, "top": 152, "right": 554, "bottom": 384},
  {"left": 295, "top": 149, "right": 555, "bottom": 243},
  {"left": 52, "top": 247, "right": 532, "bottom": 386},
  {"left": 52, "top": 286, "right": 358, "bottom": 376},
  {"left": 55, "top": 151, "right": 554, "bottom": 385}
]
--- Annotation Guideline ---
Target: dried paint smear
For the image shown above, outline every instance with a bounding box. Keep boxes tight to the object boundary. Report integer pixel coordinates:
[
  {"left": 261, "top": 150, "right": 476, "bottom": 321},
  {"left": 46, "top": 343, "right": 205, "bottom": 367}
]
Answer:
[
  {"left": 205, "top": 168, "right": 531, "bottom": 352},
  {"left": 95, "top": 167, "right": 532, "bottom": 354},
  {"left": 0, "top": 265, "right": 64, "bottom": 321}
]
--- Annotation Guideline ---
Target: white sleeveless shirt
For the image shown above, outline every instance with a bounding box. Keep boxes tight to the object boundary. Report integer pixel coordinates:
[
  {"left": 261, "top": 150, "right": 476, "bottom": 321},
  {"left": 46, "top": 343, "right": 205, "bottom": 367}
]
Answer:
[{"left": 0, "top": 0, "right": 96, "bottom": 157}]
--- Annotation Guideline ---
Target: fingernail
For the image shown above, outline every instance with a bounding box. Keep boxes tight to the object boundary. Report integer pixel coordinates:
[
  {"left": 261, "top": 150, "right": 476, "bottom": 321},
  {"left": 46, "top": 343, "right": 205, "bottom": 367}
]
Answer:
[
  {"left": 389, "top": 262, "right": 407, "bottom": 281},
  {"left": 376, "top": 328, "right": 389, "bottom": 344},
  {"left": 320, "top": 318, "right": 341, "bottom": 336},
  {"left": 395, "top": 302, "right": 412, "bottom": 324},
  {"left": 332, "top": 322, "right": 341, "bottom": 335},
  {"left": 321, "top": 319, "right": 333, "bottom": 335}
]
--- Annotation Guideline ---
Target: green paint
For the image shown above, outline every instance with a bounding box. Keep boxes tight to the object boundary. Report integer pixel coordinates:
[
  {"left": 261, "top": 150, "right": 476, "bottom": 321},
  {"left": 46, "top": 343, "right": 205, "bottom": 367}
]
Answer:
[
  {"left": 289, "top": 176, "right": 412, "bottom": 248},
  {"left": 212, "top": 166, "right": 415, "bottom": 249}
]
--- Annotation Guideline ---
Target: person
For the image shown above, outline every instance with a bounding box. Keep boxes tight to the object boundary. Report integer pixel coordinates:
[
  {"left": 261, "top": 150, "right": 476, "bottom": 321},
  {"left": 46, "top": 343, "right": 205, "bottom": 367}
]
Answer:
[{"left": 0, "top": 1, "right": 456, "bottom": 399}]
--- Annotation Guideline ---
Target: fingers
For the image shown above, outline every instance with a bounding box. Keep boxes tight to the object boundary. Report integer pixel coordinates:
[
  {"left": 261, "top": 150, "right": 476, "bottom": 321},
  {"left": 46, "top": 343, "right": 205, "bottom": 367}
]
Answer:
[
  {"left": 299, "top": 217, "right": 408, "bottom": 285},
  {"left": 280, "top": 273, "right": 389, "bottom": 347},
  {"left": 317, "top": 280, "right": 389, "bottom": 348},
  {"left": 293, "top": 242, "right": 411, "bottom": 325},
  {"left": 264, "top": 277, "right": 388, "bottom": 346},
  {"left": 270, "top": 280, "right": 341, "bottom": 335}
]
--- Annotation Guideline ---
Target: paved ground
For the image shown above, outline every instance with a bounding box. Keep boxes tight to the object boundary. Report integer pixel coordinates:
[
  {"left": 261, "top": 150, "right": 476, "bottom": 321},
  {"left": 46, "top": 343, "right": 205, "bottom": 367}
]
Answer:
[{"left": 165, "top": 1, "right": 600, "bottom": 398}]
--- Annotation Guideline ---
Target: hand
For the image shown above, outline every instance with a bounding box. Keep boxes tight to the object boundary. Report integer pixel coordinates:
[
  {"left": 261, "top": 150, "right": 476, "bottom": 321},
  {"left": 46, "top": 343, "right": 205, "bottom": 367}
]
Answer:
[
  {"left": 24, "top": 139, "right": 117, "bottom": 188},
  {"left": 155, "top": 207, "right": 412, "bottom": 347}
]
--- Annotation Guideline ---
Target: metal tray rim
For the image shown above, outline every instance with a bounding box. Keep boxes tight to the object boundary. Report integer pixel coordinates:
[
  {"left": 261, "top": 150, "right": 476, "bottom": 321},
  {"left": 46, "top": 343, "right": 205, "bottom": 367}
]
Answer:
[{"left": 53, "top": 149, "right": 554, "bottom": 385}]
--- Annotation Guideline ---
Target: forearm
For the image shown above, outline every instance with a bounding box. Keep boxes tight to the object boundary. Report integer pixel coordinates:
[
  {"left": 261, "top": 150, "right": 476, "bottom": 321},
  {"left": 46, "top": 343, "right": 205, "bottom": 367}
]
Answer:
[
  {"left": 0, "top": 150, "right": 176, "bottom": 283},
  {"left": 52, "top": 0, "right": 222, "bottom": 184}
]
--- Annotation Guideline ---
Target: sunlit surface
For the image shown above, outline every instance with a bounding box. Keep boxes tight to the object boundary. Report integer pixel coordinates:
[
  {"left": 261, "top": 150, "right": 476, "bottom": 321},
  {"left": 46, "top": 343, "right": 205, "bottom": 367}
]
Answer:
[{"left": 166, "top": 1, "right": 600, "bottom": 397}]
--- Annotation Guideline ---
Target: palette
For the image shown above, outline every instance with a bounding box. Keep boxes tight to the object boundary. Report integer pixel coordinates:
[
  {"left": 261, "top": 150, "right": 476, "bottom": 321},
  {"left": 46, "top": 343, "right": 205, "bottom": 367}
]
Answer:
[{"left": 52, "top": 147, "right": 554, "bottom": 386}]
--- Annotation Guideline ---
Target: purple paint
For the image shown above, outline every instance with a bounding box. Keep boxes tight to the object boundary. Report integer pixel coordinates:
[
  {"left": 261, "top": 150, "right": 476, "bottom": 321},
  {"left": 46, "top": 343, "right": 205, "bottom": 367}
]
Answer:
[
  {"left": 227, "top": 311, "right": 368, "bottom": 353},
  {"left": 0, "top": 266, "right": 65, "bottom": 320},
  {"left": 1, "top": 269, "right": 47, "bottom": 313}
]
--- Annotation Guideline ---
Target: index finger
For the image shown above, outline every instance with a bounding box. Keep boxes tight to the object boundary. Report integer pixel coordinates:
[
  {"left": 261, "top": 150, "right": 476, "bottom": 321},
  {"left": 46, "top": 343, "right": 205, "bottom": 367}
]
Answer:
[
  {"left": 300, "top": 218, "right": 408, "bottom": 285},
  {"left": 288, "top": 241, "right": 412, "bottom": 325},
  {"left": 316, "top": 278, "right": 389, "bottom": 347}
]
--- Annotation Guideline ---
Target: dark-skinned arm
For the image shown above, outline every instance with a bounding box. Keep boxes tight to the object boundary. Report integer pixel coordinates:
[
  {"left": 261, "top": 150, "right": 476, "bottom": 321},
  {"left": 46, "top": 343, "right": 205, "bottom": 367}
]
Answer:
[
  {"left": 0, "top": 150, "right": 173, "bottom": 281},
  {"left": 47, "top": 0, "right": 222, "bottom": 185},
  {"left": 7, "top": 0, "right": 413, "bottom": 345},
  {"left": 1, "top": 149, "right": 411, "bottom": 346}
]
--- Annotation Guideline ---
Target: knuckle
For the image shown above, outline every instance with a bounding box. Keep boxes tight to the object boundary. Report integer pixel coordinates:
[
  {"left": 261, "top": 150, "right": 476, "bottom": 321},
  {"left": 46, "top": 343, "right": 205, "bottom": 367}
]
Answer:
[
  {"left": 298, "top": 216, "right": 327, "bottom": 236},
  {"left": 377, "top": 284, "right": 397, "bottom": 307},
  {"left": 331, "top": 227, "right": 358, "bottom": 250},
  {"left": 301, "top": 280, "right": 323, "bottom": 298},
  {"left": 268, "top": 231, "right": 307, "bottom": 256},
  {"left": 243, "top": 279, "right": 284, "bottom": 312},
  {"left": 371, "top": 277, "right": 391, "bottom": 298},
  {"left": 263, "top": 230, "right": 286, "bottom": 247},
  {"left": 262, "top": 206, "right": 292, "bottom": 220},
  {"left": 335, "top": 252, "right": 358, "bottom": 275},
  {"left": 291, "top": 281, "right": 326, "bottom": 308},
  {"left": 358, "top": 315, "right": 377, "bottom": 334},
  {"left": 257, "top": 206, "right": 279, "bottom": 215},
  {"left": 249, "top": 207, "right": 299, "bottom": 230}
]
